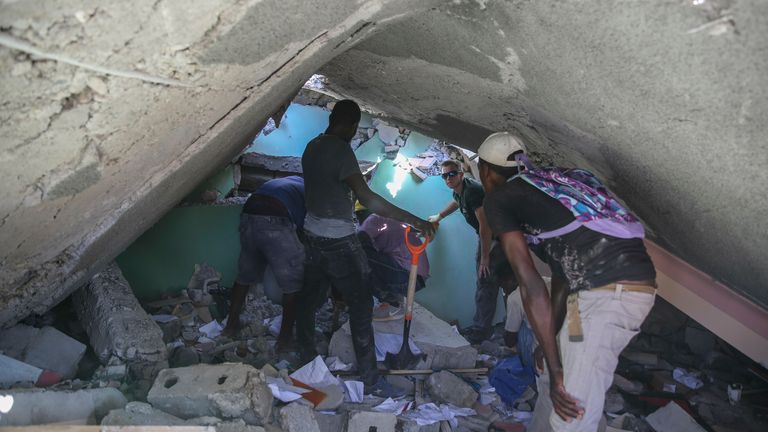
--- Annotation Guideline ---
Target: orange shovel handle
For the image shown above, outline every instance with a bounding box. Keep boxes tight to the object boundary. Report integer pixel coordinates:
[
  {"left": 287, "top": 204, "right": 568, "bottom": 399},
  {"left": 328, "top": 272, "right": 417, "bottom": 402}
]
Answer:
[{"left": 404, "top": 226, "right": 429, "bottom": 265}]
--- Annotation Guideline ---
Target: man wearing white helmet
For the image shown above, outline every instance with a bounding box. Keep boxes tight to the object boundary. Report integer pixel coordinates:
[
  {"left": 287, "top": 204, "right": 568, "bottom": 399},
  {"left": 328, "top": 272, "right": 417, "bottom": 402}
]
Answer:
[{"left": 477, "top": 132, "right": 656, "bottom": 431}]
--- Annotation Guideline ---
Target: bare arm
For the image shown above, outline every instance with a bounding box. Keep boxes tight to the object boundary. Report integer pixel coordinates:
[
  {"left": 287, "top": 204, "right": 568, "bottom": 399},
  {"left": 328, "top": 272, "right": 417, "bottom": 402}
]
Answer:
[
  {"left": 550, "top": 272, "right": 569, "bottom": 335},
  {"left": 498, "top": 230, "right": 583, "bottom": 421},
  {"left": 475, "top": 206, "right": 493, "bottom": 278},
  {"left": 434, "top": 201, "right": 459, "bottom": 221},
  {"left": 345, "top": 173, "right": 435, "bottom": 237}
]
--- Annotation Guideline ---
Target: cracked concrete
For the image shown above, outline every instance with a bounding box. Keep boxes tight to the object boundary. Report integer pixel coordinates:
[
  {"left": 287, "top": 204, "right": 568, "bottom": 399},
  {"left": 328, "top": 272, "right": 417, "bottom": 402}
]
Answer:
[{"left": 0, "top": 0, "right": 766, "bottom": 326}]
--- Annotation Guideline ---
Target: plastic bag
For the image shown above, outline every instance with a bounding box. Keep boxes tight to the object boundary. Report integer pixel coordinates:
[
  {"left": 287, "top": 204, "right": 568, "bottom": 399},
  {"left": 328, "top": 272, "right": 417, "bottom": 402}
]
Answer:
[{"left": 489, "top": 355, "right": 535, "bottom": 404}]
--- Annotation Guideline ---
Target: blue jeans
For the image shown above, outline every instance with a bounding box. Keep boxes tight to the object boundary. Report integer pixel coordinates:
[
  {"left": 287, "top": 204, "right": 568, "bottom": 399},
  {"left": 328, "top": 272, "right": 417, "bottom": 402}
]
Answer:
[{"left": 296, "top": 233, "right": 379, "bottom": 386}]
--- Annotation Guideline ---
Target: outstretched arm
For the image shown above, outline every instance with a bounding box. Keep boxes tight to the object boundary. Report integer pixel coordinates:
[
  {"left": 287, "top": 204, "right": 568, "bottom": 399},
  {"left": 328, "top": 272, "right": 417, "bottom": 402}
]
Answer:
[
  {"left": 429, "top": 201, "right": 459, "bottom": 222},
  {"left": 345, "top": 173, "right": 435, "bottom": 237}
]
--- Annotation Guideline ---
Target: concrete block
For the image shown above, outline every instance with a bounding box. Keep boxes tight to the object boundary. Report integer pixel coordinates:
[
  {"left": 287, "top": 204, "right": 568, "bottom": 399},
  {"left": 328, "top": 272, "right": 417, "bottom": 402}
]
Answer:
[
  {"left": 426, "top": 371, "right": 478, "bottom": 408},
  {"left": 348, "top": 410, "right": 396, "bottom": 432},
  {"left": 0, "top": 387, "right": 127, "bottom": 426},
  {"left": 279, "top": 401, "right": 320, "bottom": 432},
  {"left": 398, "top": 417, "right": 440, "bottom": 432},
  {"left": 147, "top": 363, "right": 272, "bottom": 425},
  {"left": 0, "top": 353, "right": 42, "bottom": 387},
  {"left": 329, "top": 302, "right": 476, "bottom": 369},
  {"left": 316, "top": 412, "right": 346, "bottom": 432},
  {"left": 101, "top": 401, "right": 187, "bottom": 425},
  {"left": 73, "top": 263, "right": 168, "bottom": 374}
]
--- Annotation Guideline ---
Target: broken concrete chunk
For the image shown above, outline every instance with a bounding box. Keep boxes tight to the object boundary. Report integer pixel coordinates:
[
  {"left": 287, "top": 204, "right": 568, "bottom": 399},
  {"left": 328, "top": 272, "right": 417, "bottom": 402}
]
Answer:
[
  {"left": 398, "top": 417, "right": 440, "bottom": 432},
  {"left": 217, "top": 419, "right": 267, "bottom": 432},
  {"left": 279, "top": 401, "right": 321, "bottom": 432},
  {"left": 0, "top": 323, "right": 39, "bottom": 359},
  {"left": 329, "top": 302, "right": 476, "bottom": 370},
  {"left": 0, "top": 387, "right": 127, "bottom": 426},
  {"left": 315, "top": 412, "right": 346, "bottom": 432},
  {"left": 101, "top": 401, "right": 187, "bottom": 426},
  {"left": 426, "top": 371, "right": 478, "bottom": 408},
  {"left": 0, "top": 354, "right": 43, "bottom": 387},
  {"left": 646, "top": 401, "right": 707, "bottom": 432},
  {"left": 73, "top": 263, "right": 168, "bottom": 378},
  {"left": 377, "top": 124, "right": 400, "bottom": 144},
  {"left": 147, "top": 363, "right": 273, "bottom": 425},
  {"left": 11, "top": 325, "right": 85, "bottom": 380},
  {"left": 347, "top": 410, "right": 396, "bottom": 432},
  {"left": 153, "top": 314, "right": 182, "bottom": 343}
]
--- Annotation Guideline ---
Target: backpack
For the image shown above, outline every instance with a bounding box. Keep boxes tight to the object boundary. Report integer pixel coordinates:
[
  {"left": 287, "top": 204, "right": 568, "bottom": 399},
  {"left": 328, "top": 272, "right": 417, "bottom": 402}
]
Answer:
[{"left": 509, "top": 155, "right": 645, "bottom": 244}]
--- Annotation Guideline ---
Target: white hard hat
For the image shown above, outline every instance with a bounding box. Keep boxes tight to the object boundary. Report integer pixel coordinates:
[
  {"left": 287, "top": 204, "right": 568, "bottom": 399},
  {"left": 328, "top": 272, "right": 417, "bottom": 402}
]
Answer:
[{"left": 477, "top": 132, "right": 526, "bottom": 167}]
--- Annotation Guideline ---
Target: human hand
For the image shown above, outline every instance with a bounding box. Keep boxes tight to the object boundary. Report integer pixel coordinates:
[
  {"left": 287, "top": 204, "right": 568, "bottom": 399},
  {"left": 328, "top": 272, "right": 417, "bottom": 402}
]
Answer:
[
  {"left": 550, "top": 369, "right": 584, "bottom": 422},
  {"left": 413, "top": 218, "right": 436, "bottom": 239},
  {"left": 479, "top": 256, "right": 490, "bottom": 278},
  {"left": 427, "top": 214, "right": 442, "bottom": 223}
]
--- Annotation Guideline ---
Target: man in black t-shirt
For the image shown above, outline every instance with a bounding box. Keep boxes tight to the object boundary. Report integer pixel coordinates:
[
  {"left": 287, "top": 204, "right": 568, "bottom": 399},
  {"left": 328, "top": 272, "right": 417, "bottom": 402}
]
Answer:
[
  {"left": 429, "top": 160, "right": 514, "bottom": 343},
  {"left": 296, "top": 100, "right": 434, "bottom": 399},
  {"left": 477, "top": 132, "right": 656, "bottom": 432}
]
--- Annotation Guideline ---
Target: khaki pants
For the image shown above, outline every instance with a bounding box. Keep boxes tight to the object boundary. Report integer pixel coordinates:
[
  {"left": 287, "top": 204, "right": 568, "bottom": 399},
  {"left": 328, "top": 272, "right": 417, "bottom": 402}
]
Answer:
[{"left": 532, "top": 287, "right": 655, "bottom": 432}]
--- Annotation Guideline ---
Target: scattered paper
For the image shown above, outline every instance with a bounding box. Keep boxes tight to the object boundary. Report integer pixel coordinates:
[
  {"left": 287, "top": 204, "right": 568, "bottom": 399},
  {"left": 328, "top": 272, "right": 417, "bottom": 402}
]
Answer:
[
  {"left": 373, "top": 397, "right": 414, "bottom": 415},
  {"left": 673, "top": 368, "right": 703, "bottom": 390},
  {"left": 265, "top": 376, "right": 307, "bottom": 402},
  {"left": 263, "top": 315, "right": 282, "bottom": 337},
  {"left": 374, "top": 332, "right": 421, "bottom": 361},
  {"left": 404, "top": 403, "right": 476, "bottom": 428},
  {"left": 325, "top": 356, "right": 353, "bottom": 372},
  {"left": 199, "top": 320, "right": 223, "bottom": 338},
  {"left": 340, "top": 379, "right": 364, "bottom": 403},
  {"left": 290, "top": 355, "right": 339, "bottom": 388}
]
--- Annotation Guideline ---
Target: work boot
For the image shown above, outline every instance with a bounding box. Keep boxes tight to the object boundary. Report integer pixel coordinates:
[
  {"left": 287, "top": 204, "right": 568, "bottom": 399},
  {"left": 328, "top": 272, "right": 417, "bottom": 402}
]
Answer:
[
  {"left": 372, "top": 302, "right": 404, "bottom": 321},
  {"left": 364, "top": 376, "right": 407, "bottom": 399}
]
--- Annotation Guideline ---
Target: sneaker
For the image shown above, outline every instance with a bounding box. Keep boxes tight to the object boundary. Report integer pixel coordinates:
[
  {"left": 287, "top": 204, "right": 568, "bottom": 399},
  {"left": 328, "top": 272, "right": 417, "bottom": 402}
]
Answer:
[
  {"left": 373, "top": 303, "right": 404, "bottom": 321},
  {"left": 365, "top": 376, "right": 407, "bottom": 398},
  {"left": 461, "top": 326, "right": 491, "bottom": 344}
]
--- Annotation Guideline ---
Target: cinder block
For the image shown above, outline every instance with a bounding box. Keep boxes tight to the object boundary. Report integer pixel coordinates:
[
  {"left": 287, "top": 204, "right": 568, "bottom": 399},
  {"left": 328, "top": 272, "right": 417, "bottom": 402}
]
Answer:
[
  {"left": 147, "top": 363, "right": 272, "bottom": 425},
  {"left": 347, "top": 410, "right": 396, "bottom": 432}
]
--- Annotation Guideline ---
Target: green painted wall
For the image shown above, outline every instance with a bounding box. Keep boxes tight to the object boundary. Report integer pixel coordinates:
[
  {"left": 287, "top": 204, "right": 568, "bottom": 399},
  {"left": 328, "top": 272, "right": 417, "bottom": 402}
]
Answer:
[{"left": 116, "top": 104, "right": 504, "bottom": 326}]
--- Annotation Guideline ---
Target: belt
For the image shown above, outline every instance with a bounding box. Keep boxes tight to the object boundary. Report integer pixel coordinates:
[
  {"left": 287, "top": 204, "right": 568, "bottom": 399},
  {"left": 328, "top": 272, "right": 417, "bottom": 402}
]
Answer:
[{"left": 567, "top": 282, "right": 656, "bottom": 342}]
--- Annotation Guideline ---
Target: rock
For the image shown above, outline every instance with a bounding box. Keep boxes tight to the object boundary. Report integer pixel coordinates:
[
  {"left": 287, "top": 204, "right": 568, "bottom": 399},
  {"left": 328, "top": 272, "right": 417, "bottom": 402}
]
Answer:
[
  {"left": 398, "top": 417, "right": 440, "bottom": 432},
  {"left": 101, "top": 401, "right": 187, "bottom": 425},
  {"left": 73, "top": 263, "right": 168, "bottom": 379},
  {"left": 217, "top": 419, "right": 267, "bottom": 432},
  {"left": 170, "top": 346, "right": 200, "bottom": 368},
  {"left": 426, "top": 371, "right": 478, "bottom": 408},
  {"left": 347, "top": 410, "right": 396, "bottom": 432},
  {"left": 0, "top": 387, "right": 127, "bottom": 426},
  {"left": 316, "top": 412, "right": 346, "bottom": 432},
  {"left": 479, "top": 340, "right": 502, "bottom": 357},
  {"left": 330, "top": 302, "right": 477, "bottom": 370},
  {"left": 147, "top": 363, "right": 272, "bottom": 425},
  {"left": 604, "top": 389, "right": 625, "bottom": 413},
  {"left": 0, "top": 324, "right": 85, "bottom": 380},
  {"left": 279, "top": 402, "right": 320, "bottom": 432}
]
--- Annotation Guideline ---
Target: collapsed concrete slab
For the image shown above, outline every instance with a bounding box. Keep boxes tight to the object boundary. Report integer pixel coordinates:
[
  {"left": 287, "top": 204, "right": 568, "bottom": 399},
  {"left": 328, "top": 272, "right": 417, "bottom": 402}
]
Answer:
[
  {"left": 0, "top": 324, "right": 85, "bottom": 380},
  {"left": 0, "top": 387, "right": 127, "bottom": 426},
  {"left": 73, "top": 262, "right": 168, "bottom": 380},
  {"left": 329, "top": 302, "right": 476, "bottom": 369},
  {"left": 147, "top": 363, "right": 272, "bottom": 425}
]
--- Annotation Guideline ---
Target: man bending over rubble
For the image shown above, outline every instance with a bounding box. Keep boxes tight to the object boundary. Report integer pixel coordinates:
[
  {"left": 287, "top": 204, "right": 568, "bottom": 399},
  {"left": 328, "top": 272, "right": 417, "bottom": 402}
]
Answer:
[
  {"left": 477, "top": 132, "right": 656, "bottom": 431},
  {"left": 222, "top": 175, "right": 305, "bottom": 356},
  {"left": 297, "top": 99, "right": 435, "bottom": 398},
  {"left": 356, "top": 211, "right": 431, "bottom": 321}
]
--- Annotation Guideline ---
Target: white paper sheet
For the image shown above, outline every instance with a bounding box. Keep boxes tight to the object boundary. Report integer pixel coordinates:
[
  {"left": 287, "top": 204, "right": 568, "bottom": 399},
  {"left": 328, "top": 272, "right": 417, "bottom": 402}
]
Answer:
[
  {"left": 373, "top": 397, "right": 414, "bottom": 415},
  {"left": 374, "top": 332, "right": 421, "bottom": 361},
  {"left": 265, "top": 376, "right": 307, "bottom": 402},
  {"left": 290, "top": 355, "right": 340, "bottom": 388},
  {"left": 325, "top": 356, "right": 353, "bottom": 372},
  {"left": 263, "top": 315, "right": 282, "bottom": 337},
  {"left": 199, "top": 320, "right": 223, "bottom": 338},
  {"left": 340, "top": 378, "right": 364, "bottom": 403},
  {"left": 672, "top": 368, "right": 704, "bottom": 390},
  {"left": 404, "top": 403, "right": 476, "bottom": 428},
  {"left": 646, "top": 401, "right": 706, "bottom": 432}
]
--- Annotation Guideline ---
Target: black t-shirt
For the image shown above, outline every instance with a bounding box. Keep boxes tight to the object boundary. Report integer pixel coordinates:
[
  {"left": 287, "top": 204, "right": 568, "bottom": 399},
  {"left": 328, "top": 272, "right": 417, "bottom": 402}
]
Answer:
[
  {"left": 453, "top": 178, "right": 485, "bottom": 233},
  {"left": 484, "top": 178, "right": 656, "bottom": 293},
  {"left": 301, "top": 134, "right": 360, "bottom": 232}
]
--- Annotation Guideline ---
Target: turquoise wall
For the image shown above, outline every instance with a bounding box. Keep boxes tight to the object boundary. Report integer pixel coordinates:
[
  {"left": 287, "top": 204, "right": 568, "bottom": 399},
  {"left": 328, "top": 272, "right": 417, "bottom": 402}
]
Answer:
[{"left": 116, "top": 104, "right": 504, "bottom": 326}]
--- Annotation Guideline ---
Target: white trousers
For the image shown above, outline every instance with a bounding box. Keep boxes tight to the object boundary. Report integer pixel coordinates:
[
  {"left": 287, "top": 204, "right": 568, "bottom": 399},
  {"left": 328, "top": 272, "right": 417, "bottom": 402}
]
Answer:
[{"left": 531, "top": 288, "right": 655, "bottom": 432}]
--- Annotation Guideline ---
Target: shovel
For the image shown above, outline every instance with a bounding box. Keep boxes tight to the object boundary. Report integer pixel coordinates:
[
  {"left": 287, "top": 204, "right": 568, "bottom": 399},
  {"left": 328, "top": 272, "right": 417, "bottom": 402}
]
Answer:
[{"left": 384, "top": 226, "right": 430, "bottom": 370}]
